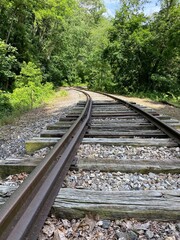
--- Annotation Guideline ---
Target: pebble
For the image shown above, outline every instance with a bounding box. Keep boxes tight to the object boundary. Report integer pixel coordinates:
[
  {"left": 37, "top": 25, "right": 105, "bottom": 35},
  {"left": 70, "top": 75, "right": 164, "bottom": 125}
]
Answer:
[
  {"left": 102, "top": 220, "right": 111, "bottom": 229},
  {"left": 0, "top": 92, "right": 179, "bottom": 240},
  {"left": 176, "top": 223, "right": 180, "bottom": 231},
  {"left": 0, "top": 97, "right": 78, "bottom": 160},
  {"left": 115, "top": 230, "right": 127, "bottom": 239},
  {"left": 97, "top": 220, "right": 103, "bottom": 226},
  {"left": 38, "top": 216, "right": 180, "bottom": 240},
  {"left": 146, "top": 230, "right": 154, "bottom": 239},
  {"left": 127, "top": 230, "right": 138, "bottom": 240},
  {"left": 78, "top": 144, "right": 180, "bottom": 161},
  {"left": 63, "top": 170, "right": 180, "bottom": 191}
]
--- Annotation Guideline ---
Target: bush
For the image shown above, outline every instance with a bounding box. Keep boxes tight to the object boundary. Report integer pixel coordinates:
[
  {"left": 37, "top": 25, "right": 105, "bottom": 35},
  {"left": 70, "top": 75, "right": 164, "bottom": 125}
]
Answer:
[
  {"left": 8, "top": 62, "right": 54, "bottom": 110},
  {"left": 0, "top": 39, "right": 18, "bottom": 91},
  {"left": 0, "top": 91, "right": 12, "bottom": 115},
  {"left": 10, "top": 87, "right": 36, "bottom": 110},
  {"left": 10, "top": 82, "right": 54, "bottom": 111}
]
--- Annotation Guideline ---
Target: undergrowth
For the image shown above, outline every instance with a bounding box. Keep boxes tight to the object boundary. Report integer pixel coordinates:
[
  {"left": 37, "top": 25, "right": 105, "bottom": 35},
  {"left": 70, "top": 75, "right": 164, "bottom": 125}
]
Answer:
[
  {"left": 0, "top": 88, "right": 68, "bottom": 126},
  {"left": 126, "top": 91, "right": 180, "bottom": 108}
]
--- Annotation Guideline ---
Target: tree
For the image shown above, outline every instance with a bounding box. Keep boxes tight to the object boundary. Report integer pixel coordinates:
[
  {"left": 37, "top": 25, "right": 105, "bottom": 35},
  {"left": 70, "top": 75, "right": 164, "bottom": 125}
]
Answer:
[
  {"left": 0, "top": 0, "right": 36, "bottom": 62},
  {"left": 78, "top": 0, "right": 106, "bottom": 24},
  {"left": 16, "top": 62, "right": 42, "bottom": 88},
  {"left": 85, "top": 18, "right": 113, "bottom": 91},
  {"left": 148, "top": 1, "right": 180, "bottom": 94},
  {"left": 0, "top": 0, "right": 78, "bottom": 90},
  {"left": 46, "top": 0, "right": 108, "bottom": 87},
  {"left": 104, "top": 0, "right": 180, "bottom": 96},
  {"left": 13, "top": 61, "right": 53, "bottom": 110},
  {"left": 0, "top": 39, "right": 18, "bottom": 91}
]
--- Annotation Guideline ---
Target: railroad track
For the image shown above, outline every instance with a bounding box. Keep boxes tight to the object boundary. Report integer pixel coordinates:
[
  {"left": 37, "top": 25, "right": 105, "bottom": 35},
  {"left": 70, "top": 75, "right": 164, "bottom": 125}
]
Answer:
[{"left": 0, "top": 89, "right": 180, "bottom": 240}]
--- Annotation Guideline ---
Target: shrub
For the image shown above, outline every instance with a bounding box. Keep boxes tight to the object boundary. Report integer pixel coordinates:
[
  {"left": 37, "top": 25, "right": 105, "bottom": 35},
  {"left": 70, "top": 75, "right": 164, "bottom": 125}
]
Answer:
[
  {"left": 10, "top": 62, "right": 54, "bottom": 111},
  {"left": 0, "top": 91, "right": 12, "bottom": 117}
]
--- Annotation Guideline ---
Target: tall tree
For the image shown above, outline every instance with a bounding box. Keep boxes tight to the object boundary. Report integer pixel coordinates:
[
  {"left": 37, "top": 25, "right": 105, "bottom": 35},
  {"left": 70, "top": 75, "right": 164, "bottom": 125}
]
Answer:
[
  {"left": 78, "top": 0, "right": 105, "bottom": 24},
  {"left": 0, "top": 0, "right": 36, "bottom": 62},
  {"left": 0, "top": 39, "right": 18, "bottom": 91},
  {"left": 104, "top": 0, "right": 180, "bottom": 96},
  {"left": 46, "top": 0, "right": 108, "bottom": 86}
]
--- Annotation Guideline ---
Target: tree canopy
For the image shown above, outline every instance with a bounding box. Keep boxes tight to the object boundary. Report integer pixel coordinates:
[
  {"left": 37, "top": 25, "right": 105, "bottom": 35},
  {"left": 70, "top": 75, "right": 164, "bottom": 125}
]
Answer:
[
  {"left": 104, "top": 0, "right": 180, "bottom": 98},
  {"left": 0, "top": 0, "right": 179, "bottom": 107}
]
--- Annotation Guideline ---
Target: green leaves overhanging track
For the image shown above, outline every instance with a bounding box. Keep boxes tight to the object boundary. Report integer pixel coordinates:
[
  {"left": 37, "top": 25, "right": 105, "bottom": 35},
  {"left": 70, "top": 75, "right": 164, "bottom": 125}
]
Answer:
[{"left": 0, "top": 90, "right": 92, "bottom": 240}]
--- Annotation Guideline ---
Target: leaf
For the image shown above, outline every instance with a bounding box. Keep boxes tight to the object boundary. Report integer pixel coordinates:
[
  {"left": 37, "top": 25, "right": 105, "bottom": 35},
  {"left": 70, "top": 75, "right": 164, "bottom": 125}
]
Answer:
[
  {"left": 79, "top": 214, "right": 96, "bottom": 231},
  {"left": 53, "top": 229, "right": 67, "bottom": 240},
  {"left": 42, "top": 223, "right": 55, "bottom": 237}
]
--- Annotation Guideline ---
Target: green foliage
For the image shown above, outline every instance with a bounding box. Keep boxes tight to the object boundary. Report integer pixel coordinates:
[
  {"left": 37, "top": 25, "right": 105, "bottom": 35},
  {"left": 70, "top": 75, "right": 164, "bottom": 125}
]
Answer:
[
  {"left": 0, "top": 0, "right": 111, "bottom": 124},
  {"left": 78, "top": 0, "right": 106, "bottom": 24},
  {"left": 0, "top": 0, "right": 110, "bottom": 92},
  {"left": 46, "top": 0, "right": 109, "bottom": 87},
  {"left": 11, "top": 62, "right": 53, "bottom": 110},
  {"left": 85, "top": 18, "right": 113, "bottom": 91},
  {"left": 1, "top": 0, "right": 180, "bottom": 118},
  {"left": 0, "top": 91, "right": 12, "bottom": 117},
  {"left": 16, "top": 62, "right": 42, "bottom": 88},
  {"left": 10, "top": 82, "right": 54, "bottom": 110},
  {"left": 104, "top": 0, "right": 180, "bottom": 99},
  {"left": 57, "top": 89, "right": 68, "bottom": 97},
  {"left": 0, "top": 39, "right": 18, "bottom": 91}
]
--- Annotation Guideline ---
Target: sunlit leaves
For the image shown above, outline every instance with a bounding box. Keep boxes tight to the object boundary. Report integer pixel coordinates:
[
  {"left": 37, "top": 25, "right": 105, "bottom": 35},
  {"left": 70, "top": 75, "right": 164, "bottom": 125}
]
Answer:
[
  {"left": 16, "top": 62, "right": 42, "bottom": 88},
  {"left": 0, "top": 39, "right": 18, "bottom": 90},
  {"left": 105, "top": 0, "right": 180, "bottom": 96}
]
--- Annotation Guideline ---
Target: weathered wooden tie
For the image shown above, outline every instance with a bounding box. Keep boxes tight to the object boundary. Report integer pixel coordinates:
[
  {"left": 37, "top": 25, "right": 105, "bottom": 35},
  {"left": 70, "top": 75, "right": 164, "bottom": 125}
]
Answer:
[
  {"left": 25, "top": 137, "right": 178, "bottom": 154},
  {"left": 75, "top": 158, "right": 180, "bottom": 173},
  {"left": 0, "top": 158, "right": 42, "bottom": 178},
  {"left": 40, "top": 129, "right": 168, "bottom": 138},
  {"left": 86, "top": 130, "right": 167, "bottom": 138},
  {"left": 25, "top": 137, "right": 60, "bottom": 153},
  {"left": 52, "top": 188, "right": 180, "bottom": 221},
  {"left": 0, "top": 186, "right": 179, "bottom": 221},
  {"left": 48, "top": 123, "right": 157, "bottom": 131},
  {"left": 1, "top": 156, "right": 180, "bottom": 178},
  {"left": 67, "top": 112, "right": 141, "bottom": 118}
]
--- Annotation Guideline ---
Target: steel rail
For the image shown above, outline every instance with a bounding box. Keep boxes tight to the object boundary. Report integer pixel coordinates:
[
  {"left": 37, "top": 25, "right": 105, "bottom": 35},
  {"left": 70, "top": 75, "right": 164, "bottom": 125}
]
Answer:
[
  {"left": 77, "top": 87, "right": 180, "bottom": 144},
  {"left": 98, "top": 92, "right": 180, "bottom": 145},
  {"left": 0, "top": 91, "right": 92, "bottom": 240}
]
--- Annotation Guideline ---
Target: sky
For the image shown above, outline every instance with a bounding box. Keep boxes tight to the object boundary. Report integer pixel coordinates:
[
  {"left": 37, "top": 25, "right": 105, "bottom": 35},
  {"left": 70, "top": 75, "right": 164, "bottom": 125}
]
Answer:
[{"left": 103, "top": 0, "right": 161, "bottom": 17}]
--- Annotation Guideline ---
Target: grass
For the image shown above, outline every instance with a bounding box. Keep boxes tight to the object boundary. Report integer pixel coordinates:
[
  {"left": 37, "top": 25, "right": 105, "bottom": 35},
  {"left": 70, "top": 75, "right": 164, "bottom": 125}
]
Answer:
[
  {"left": 1, "top": 109, "right": 21, "bottom": 125},
  {"left": 121, "top": 91, "right": 180, "bottom": 108},
  {"left": 0, "top": 88, "right": 68, "bottom": 126}
]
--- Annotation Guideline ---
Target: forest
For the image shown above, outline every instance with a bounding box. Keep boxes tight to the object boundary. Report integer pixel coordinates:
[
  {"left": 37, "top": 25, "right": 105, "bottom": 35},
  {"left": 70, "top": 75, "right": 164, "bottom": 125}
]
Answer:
[{"left": 0, "top": 0, "right": 180, "bottom": 123}]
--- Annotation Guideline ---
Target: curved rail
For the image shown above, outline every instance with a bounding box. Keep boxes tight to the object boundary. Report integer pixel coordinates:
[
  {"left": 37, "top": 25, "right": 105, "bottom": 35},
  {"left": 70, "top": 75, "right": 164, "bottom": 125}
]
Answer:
[
  {"left": 79, "top": 86, "right": 180, "bottom": 145},
  {"left": 102, "top": 92, "right": 180, "bottom": 145},
  {"left": 0, "top": 91, "right": 92, "bottom": 240}
]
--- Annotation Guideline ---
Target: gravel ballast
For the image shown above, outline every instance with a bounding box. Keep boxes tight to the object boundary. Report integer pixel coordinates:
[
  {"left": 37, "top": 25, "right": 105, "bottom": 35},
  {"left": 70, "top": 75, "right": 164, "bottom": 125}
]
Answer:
[
  {"left": 63, "top": 170, "right": 180, "bottom": 191},
  {"left": 0, "top": 89, "right": 179, "bottom": 240},
  {"left": 0, "top": 89, "right": 85, "bottom": 160},
  {"left": 39, "top": 215, "right": 180, "bottom": 240},
  {"left": 77, "top": 144, "right": 180, "bottom": 161}
]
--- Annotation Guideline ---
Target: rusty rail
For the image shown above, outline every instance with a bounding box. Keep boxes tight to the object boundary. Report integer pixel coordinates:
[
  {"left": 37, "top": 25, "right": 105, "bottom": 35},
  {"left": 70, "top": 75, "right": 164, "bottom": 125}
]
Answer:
[
  {"left": 0, "top": 91, "right": 92, "bottom": 240},
  {"left": 103, "top": 93, "right": 180, "bottom": 145},
  {"left": 79, "top": 86, "right": 180, "bottom": 145},
  {"left": 77, "top": 87, "right": 180, "bottom": 144}
]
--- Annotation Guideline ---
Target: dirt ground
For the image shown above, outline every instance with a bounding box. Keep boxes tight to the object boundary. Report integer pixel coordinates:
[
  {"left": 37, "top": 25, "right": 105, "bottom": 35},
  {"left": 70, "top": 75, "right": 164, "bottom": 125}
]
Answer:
[
  {"left": 30, "top": 90, "right": 180, "bottom": 122},
  {"left": 117, "top": 95, "right": 180, "bottom": 121}
]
